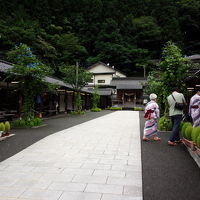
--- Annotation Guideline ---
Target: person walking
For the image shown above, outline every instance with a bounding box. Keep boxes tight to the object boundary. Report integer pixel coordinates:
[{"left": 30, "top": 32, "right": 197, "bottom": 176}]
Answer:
[
  {"left": 167, "top": 88, "right": 186, "bottom": 146},
  {"left": 143, "top": 93, "right": 161, "bottom": 141},
  {"left": 189, "top": 87, "right": 200, "bottom": 127}
]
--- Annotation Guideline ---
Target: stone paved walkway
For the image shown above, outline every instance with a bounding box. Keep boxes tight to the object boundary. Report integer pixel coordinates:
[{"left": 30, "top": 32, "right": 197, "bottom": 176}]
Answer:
[{"left": 0, "top": 111, "right": 142, "bottom": 200}]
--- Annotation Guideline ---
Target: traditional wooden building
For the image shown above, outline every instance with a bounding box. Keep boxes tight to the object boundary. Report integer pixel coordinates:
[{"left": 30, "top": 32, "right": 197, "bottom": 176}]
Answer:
[
  {"left": 110, "top": 77, "right": 146, "bottom": 107},
  {"left": 85, "top": 62, "right": 146, "bottom": 108},
  {"left": 0, "top": 60, "right": 93, "bottom": 120}
]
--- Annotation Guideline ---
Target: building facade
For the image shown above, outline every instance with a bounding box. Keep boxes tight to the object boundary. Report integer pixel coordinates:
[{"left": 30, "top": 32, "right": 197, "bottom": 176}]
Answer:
[{"left": 86, "top": 62, "right": 147, "bottom": 108}]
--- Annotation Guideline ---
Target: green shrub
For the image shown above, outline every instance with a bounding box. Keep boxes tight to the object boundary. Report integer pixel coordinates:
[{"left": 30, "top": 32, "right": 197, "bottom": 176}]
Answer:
[
  {"left": 191, "top": 126, "right": 200, "bottom": 144},
  {"left": 197, "top": 135, "right": 200, "bottom": 148},
  {"left": 13, "top": 119, "right": 26, "bottom": 127},
  {"left": 91, "top": 108, "right": 102, "bottom": 112},
  {"left": 134, "top": 107, "right": 144, "bottom": 111},
  {"left": 79, "top": 111, "right": 85, "bottom": 115},
  {"left": 185, "top": 124, "right": 193, "bottom": 140},
  {"left": 71, "top": 111, "right": 78, "bottom": 115},
  {"left": 108, "top": 107, "right": 122, "bottom": 110},
  {"left": 32, "top": 117, "right": 42, "bottom": 126},
  {"left": 158, "top": 116, "right": 172, "bottom": 131},
  {"left": 19, "top": 119, "right": 26, "bottom": 127},
  {"left": 4, "top": 121, "right": 11, "bottom": 132},
  {"left": 92, "top": 86, "right": 100, "bottom": 109},
  {"left": 71, "top": 110, "right": 85, "bottom": 115},
  {"left": 13, "top": 117, "right": 43, "bottom": 128},
  {"left": 0, "top": 122, "right": 5, "bottom": 131},
  {"left": 181, "top": 122, "right": 192, "bottom": 138},
  {"left": 13, "top": 119, "right": 20, "bottom": 127}
]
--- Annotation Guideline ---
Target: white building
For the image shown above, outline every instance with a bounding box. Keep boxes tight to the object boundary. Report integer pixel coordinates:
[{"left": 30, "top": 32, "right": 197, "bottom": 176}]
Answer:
[
  {"left": 87, "top": 61, "right": 126, "bottom": 87},
  {"left": 85, "top": 61, "right": 146, "bottom": 108}
]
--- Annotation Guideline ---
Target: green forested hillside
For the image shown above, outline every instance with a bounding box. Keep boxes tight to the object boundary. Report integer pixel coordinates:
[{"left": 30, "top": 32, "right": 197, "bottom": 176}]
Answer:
[{"left": 0, "top": 0, "right": 200, "bottom": 76}]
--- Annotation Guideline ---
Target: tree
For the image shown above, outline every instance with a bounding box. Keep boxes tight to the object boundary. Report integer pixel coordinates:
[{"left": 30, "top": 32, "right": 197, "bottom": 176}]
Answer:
[
  {"left": 145, "top": 41, "right": 193, "bottom": 115},
  {"left": 159, "top": 41, "right": 191, "bottom": 114},
  {"left": 132, "top": 16, "right": 162, "bottom": 57},
  {"left": 92, "top": 85, "right": 100, "bottom": 109},
  {"left": 7, "top": 43, "right": 52, "bottom": 123},
  {"left": 60, "top": 64, "right": 92, "bottom": 112}
]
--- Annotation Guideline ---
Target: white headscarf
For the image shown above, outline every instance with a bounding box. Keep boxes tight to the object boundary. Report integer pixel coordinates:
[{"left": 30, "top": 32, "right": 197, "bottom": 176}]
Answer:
[{"left": 149, "top": 93, "right": 157, "bottom": 100}]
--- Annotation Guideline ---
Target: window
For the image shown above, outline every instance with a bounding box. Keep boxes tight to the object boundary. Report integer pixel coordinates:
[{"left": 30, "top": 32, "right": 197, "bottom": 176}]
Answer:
[{"left": 98, "top": 80, "right": 105, "bottom": 83}]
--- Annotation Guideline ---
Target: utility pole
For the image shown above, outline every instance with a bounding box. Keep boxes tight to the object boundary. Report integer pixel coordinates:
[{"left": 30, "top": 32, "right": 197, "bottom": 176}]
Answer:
[
  {"left": 143, "top": 65, "right": 146, "bottom": 78},
  {"left": 75, "top": 61, "right": 79, "bottom": 90}
]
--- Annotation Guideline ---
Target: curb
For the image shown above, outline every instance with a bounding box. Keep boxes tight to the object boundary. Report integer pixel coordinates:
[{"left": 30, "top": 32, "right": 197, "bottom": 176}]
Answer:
[{"left": 184, "top": 144, "right": 200, "bottom": 168}]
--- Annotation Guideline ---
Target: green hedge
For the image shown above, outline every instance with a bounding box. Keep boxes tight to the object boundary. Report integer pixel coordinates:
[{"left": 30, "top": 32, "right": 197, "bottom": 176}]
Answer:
[
  {"left": 181, "top": 122, "right": 192, "bottom": 138},
  {"left": 71, "top": 111, "right": 85, "bottom": 115},
  {"left": 181, "top": 122, "right": 200, "bottom": 146},
  {"left": 191, "top": 126, "right": 200, "bottom": 144},
  {"left": 108, "top": 107, "right": 122, "bottom": 110},
  {"left": 133, "top": 107, "right": 144, "bottom": 111},
  {"left": 185, "top": 125, "right": 193, "bottom": 140},
  {"left": 91, "top": 108, "right": 102, "bottom": 112},
  {"left": 13, "top": 117, "right": 43, "bottom": 128},
  {"left": 158, "top": 116, "right": 172, "bottom": 131},
  {"left": 197, "top": 135, "right": 200, "bottom": 148}
]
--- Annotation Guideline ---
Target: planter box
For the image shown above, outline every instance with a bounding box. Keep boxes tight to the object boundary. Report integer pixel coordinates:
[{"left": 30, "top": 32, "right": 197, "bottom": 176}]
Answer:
[
  {"left": 183, "top": 139, "right": 200, "bottom": 168},
  {"left": 182, "top": 138, "right": 196, "bottom": 151},
  {"left": 195, "top": 147, "right": 200, "bottom": 157},
  {"left": 0, "top": 134, "right": 15, "bottom": 142}
]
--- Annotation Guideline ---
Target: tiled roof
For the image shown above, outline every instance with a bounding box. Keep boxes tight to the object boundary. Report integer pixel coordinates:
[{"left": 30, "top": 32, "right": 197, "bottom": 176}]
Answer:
[
  {"left": 43, "top": 76, "right": 73, "bottom": 89},
  {"left": 84, "top": 87, "right": 112, "bottom": 95},
  {"left": 0, "top": 60, "right": 13, "bottom": 72},
  {"left": 111, "top": 78, "right": 146, "bottom": 90},
  {"left": 87, "top": 61, "right": 126, "bottom": 76},
  {"left": 187, "top": 54, "right": 200, "bottom": 60},
  {"left": 0, "top": 60, "right": 92, "bottom": 92}
]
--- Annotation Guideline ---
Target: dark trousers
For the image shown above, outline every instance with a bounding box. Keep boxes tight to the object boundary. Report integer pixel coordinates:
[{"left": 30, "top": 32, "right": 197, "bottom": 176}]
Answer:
[{"left": 169, "top": 115, "right": 182, "bottom": 142}]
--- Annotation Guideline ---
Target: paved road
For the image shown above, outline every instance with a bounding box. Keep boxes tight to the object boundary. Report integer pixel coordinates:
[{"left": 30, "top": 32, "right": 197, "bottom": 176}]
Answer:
[
  {"left": 140, "top": 112, "right": 200, "bottom": 200},
  {"left": 0, "top": 110, "right": 112, "bottom": 162},
  {"left": 0, "top": 111, "right": 142, "bottom": 200},
  {"left": 1, "top": 110, "right": 200, "bottom": 200}
]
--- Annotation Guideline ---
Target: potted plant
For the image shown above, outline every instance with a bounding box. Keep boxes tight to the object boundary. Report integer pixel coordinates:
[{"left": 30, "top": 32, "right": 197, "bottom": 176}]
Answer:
[
  {"left": 196, "top": 135, "right": 200, "bottom": 157},
  {"left": 182, "top": 122, "right": 195, "bottom": 150},
  {"left": 0, "top": 122, "right": 5, "bottom": 137},
  {"left": 4, "top": 121, "right": 11, "bottom": 136},
  {"left": 191, "top": 127, "right": 200, "bottom": 157}
]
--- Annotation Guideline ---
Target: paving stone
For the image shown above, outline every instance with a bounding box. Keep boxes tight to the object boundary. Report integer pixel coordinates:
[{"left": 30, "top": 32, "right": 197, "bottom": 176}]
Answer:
[
  {"left": 93, "top": 169, "right": 126, "bottom": 178},
  {"left": 48, "top": 182, "right": 86, "bottom": 192},
  {"left": 99, "top": 159, "right": 128, "bottom": 165},
  {"left": 85, "top": 183, "right": 123, "bottom": 194},
  {"left": 102, "top": 194, "right": 143, "bottom": 200},
  {"left": 59, "top": 191, "right": 102, "bottom": 200},
  {"left": 0, "top": 187, "right": 26, "bottom": 198},
  {"left": 81, "top": 163, "right": 111, "bottom": 170},
  {"left": 61, "top": 168, "right": 94, "bottom": 176},
  {"left": 123, "top": 185, "right": 142, "bottom": 196},
  {"left": 107, "top": 177, "right": 142, "bottom": 186},
  {"left": 72, "top": 175, "right": 108, "bottom": 184},
  {"left": 19, "top": 188, "right": 63, "bottom": 200},
  {"left": 39, "top": 173, "right": 74, "bottom": 182}
]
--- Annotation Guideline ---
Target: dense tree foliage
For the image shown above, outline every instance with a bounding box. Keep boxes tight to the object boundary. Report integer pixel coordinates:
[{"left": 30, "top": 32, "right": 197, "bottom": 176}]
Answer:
[
  {"left": 60, "top": 64, "right": 92, "bottom": 112},
  {"left": 145, "top": 42, "right": 192, "bottom": 115},
  {"left": 7, "top": 44, "right": 52, "bottom": 122},
  {"left": 1, "top": 0, "right": 200, "bottom": 76}
]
